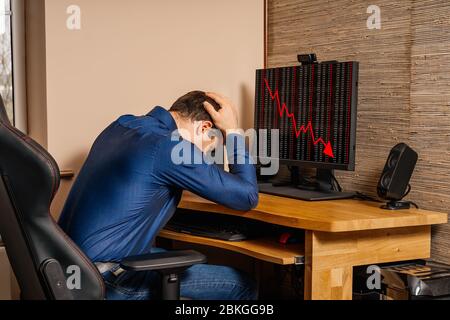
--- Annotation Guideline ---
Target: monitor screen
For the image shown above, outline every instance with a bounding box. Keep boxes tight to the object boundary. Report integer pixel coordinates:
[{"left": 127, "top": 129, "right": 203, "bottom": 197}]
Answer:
[{"left": 255, "top": 61, "right": 358, "bottom": 171}]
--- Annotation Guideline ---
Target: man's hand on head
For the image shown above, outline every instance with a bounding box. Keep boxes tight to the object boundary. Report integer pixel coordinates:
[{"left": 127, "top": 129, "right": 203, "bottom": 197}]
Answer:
[{"left": 203, "top": 92, "right": 239, "bottom": 136}]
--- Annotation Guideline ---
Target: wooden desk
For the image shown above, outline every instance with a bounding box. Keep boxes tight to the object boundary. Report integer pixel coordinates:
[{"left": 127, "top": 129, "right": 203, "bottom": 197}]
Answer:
[{"left": 158, "top": 192, "right": 448, "bottom": 300}]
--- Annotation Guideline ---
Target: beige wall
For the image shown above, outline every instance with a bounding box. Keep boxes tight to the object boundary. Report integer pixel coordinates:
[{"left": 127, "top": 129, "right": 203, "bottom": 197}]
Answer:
[{"left": 27, "top": 0, "right": 264, "bottom": 216}]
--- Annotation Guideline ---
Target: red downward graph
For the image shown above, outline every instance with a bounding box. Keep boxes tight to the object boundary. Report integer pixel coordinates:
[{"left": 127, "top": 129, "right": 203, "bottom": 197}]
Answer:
[{"left": 263, "top": 78, "right": 335, "bottom": 158}]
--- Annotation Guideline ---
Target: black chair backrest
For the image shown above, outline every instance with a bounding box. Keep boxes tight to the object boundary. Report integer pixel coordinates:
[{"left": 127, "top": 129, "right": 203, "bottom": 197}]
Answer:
[{"left": 0, "top": 95, "right": 104, "bottom": 300}]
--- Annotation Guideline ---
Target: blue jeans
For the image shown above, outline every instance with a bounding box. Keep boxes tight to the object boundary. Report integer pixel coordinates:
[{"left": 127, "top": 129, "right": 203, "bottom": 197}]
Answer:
[{"left": 102, "top": 249, "right": 257, "bottom": 300}]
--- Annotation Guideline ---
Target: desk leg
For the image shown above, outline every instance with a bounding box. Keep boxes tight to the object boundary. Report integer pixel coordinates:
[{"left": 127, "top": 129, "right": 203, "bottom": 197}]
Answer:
[
  {"left": 304, "top": 230, "right": 353, "bottom": 300},
  {"left": 304, "top": 226, "right": 431, "bottom": 300}
]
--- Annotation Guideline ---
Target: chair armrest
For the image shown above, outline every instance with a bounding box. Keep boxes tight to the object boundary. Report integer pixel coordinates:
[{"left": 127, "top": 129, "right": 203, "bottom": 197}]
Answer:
[{"left": 120, "top": 250, "right": 207, "bottom": 272}]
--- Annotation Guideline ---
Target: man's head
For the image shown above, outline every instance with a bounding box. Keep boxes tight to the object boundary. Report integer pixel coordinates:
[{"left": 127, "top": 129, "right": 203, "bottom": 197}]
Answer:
[
  {"left": 170, "top": 91, "right": 221, "bottom": 124},
  {"left": 169, "top": 91, "right": 221, "bottom": 151}
]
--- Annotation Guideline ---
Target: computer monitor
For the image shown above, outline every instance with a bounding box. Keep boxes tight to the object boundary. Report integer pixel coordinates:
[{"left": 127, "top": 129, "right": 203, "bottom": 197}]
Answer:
[{"left": 254, "top": 60, "right": 359, "bottom": 201}]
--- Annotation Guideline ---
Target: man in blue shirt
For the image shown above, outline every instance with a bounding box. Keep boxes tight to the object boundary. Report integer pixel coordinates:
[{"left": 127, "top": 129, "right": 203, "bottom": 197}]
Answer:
[{"left": 59, "top": 91, "right": 259, "bottom": 300}]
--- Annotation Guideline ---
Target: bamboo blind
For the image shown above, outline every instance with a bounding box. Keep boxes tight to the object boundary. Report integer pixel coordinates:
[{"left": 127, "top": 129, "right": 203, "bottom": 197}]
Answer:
[{"left": 267, "top": 0, "right": 450, "bottom": 263}]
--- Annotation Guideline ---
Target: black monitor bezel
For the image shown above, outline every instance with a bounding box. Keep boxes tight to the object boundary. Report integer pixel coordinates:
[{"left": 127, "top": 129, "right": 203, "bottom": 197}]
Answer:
[{"left": 255, "top": 61, "right": 358, "bottom": 172}]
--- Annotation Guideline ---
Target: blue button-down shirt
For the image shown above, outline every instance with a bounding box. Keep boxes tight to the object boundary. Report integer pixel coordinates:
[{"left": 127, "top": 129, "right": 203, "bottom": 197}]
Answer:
[{"left": 58, "top": 106, "right": 258, "bottom": 262}]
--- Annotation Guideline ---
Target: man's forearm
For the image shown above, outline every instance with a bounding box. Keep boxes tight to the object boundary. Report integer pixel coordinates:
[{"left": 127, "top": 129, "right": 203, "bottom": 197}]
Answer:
[{"left": 226, "top": 132, "right": 257, "bottom": 186}]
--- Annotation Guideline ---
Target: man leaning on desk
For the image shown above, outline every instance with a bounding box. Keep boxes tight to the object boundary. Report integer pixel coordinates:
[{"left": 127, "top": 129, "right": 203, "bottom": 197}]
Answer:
[{"left": 58, "top": 91, "right": 259, "bottom": 300}]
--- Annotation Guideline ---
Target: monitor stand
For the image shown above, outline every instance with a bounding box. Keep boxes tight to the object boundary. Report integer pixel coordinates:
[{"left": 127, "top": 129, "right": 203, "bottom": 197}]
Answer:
[{"left": 258, "top": 167, "right": 355, "bottom": 201}]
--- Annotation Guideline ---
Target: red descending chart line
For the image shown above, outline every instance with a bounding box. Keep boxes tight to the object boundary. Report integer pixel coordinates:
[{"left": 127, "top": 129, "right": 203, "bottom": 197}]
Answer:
[{"left": 263, "top": 78, "right": 335, "bottom": 158}]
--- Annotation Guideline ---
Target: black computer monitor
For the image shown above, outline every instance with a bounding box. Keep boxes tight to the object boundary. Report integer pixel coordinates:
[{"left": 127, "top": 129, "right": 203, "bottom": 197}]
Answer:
[{"left": 254, "top": 60, "right": 359, "bottom": 201}]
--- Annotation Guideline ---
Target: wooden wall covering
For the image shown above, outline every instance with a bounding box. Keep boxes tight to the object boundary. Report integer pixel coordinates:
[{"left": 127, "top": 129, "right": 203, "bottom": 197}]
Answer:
[{"left": 267, "top": 0, "right": 450, "bottom": 263}]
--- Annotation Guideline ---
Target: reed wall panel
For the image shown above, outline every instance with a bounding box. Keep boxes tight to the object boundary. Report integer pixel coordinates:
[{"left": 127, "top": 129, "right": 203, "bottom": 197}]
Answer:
[{"left": 267, "top": 0, "right": 450, "bottom": 262}]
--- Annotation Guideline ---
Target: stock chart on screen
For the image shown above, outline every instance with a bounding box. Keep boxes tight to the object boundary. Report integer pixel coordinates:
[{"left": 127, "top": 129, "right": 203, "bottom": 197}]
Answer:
[{"left": 255, "top": 61, "right": 358, "bottom": 168}]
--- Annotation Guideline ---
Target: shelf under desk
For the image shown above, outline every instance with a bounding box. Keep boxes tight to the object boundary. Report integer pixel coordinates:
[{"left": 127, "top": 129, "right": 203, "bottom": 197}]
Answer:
[{"left": 158, "top": 229, "right": 304, "bottom": 265}]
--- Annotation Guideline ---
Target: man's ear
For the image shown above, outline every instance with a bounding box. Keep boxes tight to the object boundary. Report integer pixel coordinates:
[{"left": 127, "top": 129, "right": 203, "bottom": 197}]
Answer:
[{"left": 201, "top": 120, "right": 213, "bottom": 134}]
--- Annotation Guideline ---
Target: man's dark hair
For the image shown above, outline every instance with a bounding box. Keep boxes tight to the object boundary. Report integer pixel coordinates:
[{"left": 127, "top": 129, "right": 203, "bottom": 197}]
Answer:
[{"left": 169, "top": 91, "right": 221, "bottom": 124}]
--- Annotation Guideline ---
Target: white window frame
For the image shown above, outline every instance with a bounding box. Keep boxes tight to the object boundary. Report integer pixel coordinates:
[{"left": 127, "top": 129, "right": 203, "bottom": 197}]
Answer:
[{"left": 11, "top": 0, "right": 27, "bottom": 132}]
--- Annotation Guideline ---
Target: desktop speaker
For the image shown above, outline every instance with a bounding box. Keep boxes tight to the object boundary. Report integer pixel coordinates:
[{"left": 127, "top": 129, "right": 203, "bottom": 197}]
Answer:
[{"left": 377, "top": 143, "right": 418, "bottom": 209}]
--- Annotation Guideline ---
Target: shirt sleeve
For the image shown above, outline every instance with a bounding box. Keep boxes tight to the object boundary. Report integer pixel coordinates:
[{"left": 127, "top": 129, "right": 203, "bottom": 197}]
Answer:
[{"left": 154, "top": 133, "right": 259, "bottom": 211}]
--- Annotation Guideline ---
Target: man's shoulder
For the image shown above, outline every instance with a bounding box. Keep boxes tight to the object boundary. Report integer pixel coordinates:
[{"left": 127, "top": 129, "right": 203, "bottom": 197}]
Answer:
[
  {"left": 156, "top": 132, "right": 192, "bottom": 151},
  {"left": 116, "top": 114, "right": 147, "bottom": 128},
  {"left": 114, "top": 114, "right": 171, "bottom": 139},
  {"left": 153, "top": 132, "right": 204, "bottom": 165},
  {"left": 116, "top": 114, "right": 136, "bottom": 124}
]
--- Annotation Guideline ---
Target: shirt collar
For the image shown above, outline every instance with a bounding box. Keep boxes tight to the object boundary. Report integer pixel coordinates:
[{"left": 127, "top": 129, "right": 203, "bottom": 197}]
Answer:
[{"left": 147, "top": 106, "right": 178, "bottom": 131}]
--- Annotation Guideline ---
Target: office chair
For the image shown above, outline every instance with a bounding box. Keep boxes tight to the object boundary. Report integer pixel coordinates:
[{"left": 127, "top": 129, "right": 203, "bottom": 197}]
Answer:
[{"left": 0, "top": 95, "right": 206, "bottom": 300}]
